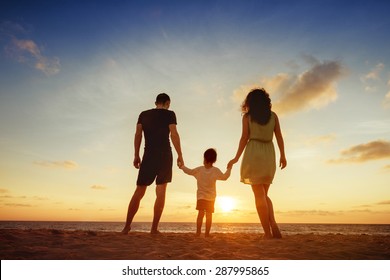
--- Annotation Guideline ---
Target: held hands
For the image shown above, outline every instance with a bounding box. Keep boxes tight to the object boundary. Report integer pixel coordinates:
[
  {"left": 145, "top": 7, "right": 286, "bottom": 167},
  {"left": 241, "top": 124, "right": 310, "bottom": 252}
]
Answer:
[
  {"left": 227, "top": 158, "right": 238, "bottom": 169},
  {"left": 177, "top": 156, "right": 184, "bottom": 169}
]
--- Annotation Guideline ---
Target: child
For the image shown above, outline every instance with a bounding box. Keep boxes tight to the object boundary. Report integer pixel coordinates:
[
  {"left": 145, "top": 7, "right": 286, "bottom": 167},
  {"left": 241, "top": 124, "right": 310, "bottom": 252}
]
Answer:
[{"left": 180, "top": 148, "right": 231, "bottom": 237}]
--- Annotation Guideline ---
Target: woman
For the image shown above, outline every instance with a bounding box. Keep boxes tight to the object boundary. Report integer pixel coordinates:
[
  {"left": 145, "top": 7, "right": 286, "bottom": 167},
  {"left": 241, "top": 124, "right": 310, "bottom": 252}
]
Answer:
[{"left": 228, "top": 88, "right": 287, "bottom": 239}]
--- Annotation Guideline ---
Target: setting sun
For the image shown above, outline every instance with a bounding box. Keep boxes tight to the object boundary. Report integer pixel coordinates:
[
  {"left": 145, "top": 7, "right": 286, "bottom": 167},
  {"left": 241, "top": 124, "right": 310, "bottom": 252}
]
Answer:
[{"left": 218, "top": 196, "right": 236, "bottom": 213}]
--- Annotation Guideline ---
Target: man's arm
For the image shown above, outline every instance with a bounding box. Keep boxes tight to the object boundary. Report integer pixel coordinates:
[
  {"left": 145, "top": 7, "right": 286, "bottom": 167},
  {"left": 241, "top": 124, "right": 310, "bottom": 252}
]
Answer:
[
  {"left": 133, "top": 123, "right": 143, "bottom": 169},
  {"left": 169, "top": 124, "right": 184, "bottom": 167}
]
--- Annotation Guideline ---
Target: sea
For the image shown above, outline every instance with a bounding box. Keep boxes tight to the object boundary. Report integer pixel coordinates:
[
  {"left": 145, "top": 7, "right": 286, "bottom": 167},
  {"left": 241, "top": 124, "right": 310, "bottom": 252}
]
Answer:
[{"left": 1, "top": 221, "right": 389, "bottom": 236}]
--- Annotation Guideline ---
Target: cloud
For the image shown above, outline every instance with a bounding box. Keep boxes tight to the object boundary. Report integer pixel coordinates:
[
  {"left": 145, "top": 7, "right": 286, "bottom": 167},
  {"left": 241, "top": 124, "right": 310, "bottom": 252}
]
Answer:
[
  {"left": 2, "top": 21, "right": 60, "bottom": 75},
  {"left": 91, "top": 185, "right": 107, "bottom": 190},
  {"left": 361, "top": 63, "right": 385, "bottom": 82},
  {"left": 328, "top": 140, "right": 390, "bottom": 164},
  {"left": 34, "top": 160, "right": 78, "bottom": 169},
  {"left": 377, "top": 200, "right": 390, "bottom": 205},
  {"left": 384, "top": 89, "right": 390, "bottom": 109},
  {"left": 233, "top": 59, "right": 346, "bottom": 115},
  {"left": 272, "top": 60, "right": 345, "bottom": 115},
  {"left": 306, "top": 133, "right": 336, "bottom": 145},
  {"left": 8, "top": 38, "right": 61, "bottom": 75},
  {"left": 5, "top": 203, "right": 33, "bottom": 207},
  {"left": 0, "top": 188, "right": 9, "bottom": 194},
  {"left": 277, "top": 210, "right": 343, "bottom": 216}
]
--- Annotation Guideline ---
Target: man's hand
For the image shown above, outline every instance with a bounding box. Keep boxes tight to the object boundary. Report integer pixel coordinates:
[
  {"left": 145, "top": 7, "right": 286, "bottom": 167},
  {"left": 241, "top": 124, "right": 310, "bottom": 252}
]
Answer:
[{"left": 133, "top": 156, "right": 141, "bottom": 169}]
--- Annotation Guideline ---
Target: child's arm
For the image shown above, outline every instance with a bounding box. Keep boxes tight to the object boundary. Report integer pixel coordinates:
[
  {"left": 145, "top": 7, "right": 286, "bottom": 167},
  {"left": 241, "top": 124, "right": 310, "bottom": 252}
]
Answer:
[
  {"left": 180, "top": 165, "right": 197, "bottom": 176},
  {"left": 218, "top": 167, "right": 232, "bottom": 181}
]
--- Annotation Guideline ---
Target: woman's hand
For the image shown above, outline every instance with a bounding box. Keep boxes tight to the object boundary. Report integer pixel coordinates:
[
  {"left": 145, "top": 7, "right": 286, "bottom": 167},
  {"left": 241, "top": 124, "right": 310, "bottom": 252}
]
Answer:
[{"left": 279, "top": 156, "right": 287, "bottom": 169}]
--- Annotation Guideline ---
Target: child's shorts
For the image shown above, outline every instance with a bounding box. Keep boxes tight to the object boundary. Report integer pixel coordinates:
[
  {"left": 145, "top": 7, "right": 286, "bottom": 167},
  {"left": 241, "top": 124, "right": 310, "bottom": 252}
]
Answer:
[{"left": 196, "top": 199, "right": 215, "bottom": 213}]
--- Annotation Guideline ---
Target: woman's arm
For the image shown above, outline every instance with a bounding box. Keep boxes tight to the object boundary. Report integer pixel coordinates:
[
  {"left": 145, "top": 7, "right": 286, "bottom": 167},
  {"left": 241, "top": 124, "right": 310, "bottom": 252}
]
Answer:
[
  {"left": 274, "top": 113, "right": 287, "bottom": 169},
  {"left": 227, "top": 114, "right": 250, "bottom": 169}
]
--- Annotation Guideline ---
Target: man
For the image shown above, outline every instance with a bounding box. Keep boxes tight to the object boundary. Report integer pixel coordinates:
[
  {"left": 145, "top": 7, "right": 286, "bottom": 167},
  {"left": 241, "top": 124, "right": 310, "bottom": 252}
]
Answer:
[{"left": 122, "top": 93, "right": 184, "bottom": 234}]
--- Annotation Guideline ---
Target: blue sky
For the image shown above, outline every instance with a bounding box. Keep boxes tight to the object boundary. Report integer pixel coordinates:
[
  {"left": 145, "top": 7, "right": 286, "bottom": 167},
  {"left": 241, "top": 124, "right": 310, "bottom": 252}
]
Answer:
[{"left": 1, "top": 0, "right": 389, "bottom": 223}]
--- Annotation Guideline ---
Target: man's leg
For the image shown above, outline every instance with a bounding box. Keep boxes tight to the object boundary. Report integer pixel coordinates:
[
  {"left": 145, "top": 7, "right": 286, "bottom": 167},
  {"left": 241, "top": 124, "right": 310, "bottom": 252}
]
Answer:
[
  {"left": 122, "top": 186, "right": 147, "bottom": 234},
  {"left": 151, "top": 183, "right": 167, "bottom": 234}
]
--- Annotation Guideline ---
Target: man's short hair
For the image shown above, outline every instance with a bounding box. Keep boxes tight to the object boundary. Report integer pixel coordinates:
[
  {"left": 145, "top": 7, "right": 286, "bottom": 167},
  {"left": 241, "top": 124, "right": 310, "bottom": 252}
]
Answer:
[
  {"left": 156, "top": 93, "right": 170, "bottom": 104},
  {"left": 204, "top": 148, "right": 217, "bottom": 164}
]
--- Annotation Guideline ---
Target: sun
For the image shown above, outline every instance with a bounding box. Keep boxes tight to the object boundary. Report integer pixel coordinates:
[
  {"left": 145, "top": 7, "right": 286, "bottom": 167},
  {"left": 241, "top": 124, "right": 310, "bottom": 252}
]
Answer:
[{"left": 218, "top": 196, "right": 236, "bottom": 213}]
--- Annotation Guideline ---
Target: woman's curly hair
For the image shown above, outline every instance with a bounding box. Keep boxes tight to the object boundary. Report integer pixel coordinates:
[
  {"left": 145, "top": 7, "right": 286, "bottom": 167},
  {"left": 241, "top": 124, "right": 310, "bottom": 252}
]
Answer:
[{"left": 241, "top": 88, "right": 272, "bottom": 125}]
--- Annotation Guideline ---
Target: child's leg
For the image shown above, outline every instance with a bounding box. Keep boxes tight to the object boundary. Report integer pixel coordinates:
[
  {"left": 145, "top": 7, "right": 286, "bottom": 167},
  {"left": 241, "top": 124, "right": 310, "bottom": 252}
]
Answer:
[
  {"left": 205, "top": 212, "right": 212, "bottom": 237},
  {"left": 196, "top": 210, "right": 204, "bottom": 235}
]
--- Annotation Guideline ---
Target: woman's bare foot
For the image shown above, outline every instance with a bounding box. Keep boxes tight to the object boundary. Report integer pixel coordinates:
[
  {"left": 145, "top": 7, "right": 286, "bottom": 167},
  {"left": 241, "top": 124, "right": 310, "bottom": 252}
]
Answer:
[
  {"left": 271, "top": 223, "right": 282, "bottom": 239},
  {"left": 262, "top": 233, "right": 273, "bottom": 240},
  {"left": 121, "top": 226, "right": 131, "bottom": 235}
]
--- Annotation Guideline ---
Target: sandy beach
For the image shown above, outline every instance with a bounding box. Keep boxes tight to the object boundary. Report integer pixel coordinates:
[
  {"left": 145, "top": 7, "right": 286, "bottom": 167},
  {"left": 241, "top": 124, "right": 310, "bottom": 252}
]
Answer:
[{"left": 1, "top": 229, "right": 389, "bottom": 260}]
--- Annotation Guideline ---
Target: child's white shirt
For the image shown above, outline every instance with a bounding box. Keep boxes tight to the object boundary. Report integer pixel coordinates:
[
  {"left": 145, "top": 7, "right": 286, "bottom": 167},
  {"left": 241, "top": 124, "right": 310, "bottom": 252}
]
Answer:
[{"left": 181, "top": 166, "right": 231, "bottom": 201}]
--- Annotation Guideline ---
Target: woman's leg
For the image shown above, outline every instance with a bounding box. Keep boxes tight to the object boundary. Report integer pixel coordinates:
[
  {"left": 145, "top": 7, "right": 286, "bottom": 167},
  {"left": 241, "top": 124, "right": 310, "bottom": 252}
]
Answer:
[
  {"left": 251, "top": 184, "right": 272, "bottom": 239},
  {"left": 264, "top": 185, "right": 282, "bottom": 238}
]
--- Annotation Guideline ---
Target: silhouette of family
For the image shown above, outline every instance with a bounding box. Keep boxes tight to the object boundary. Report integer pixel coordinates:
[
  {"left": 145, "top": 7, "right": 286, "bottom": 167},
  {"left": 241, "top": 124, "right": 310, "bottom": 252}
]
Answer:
[{"left": 122, "top": 89, "right": 287, "bottom": 239}]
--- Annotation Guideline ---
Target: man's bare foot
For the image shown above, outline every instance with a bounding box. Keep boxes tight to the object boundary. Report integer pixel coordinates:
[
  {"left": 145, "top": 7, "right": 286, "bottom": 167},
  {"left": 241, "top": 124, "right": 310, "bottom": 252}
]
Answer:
[
  {"left": 150, "top": 230, "right": 161, "bottom": 235},
  {"left": 121, "top": 226, "right": 131, "bottom": 235}
]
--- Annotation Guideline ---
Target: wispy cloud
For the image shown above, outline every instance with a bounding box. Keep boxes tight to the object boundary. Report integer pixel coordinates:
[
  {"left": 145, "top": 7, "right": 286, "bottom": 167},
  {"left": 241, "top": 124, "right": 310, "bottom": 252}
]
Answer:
[
  {"left": 1, "top": 21, "right": 60, "bottom": 75},
  {"left": 5, "top": 203, "right": 33, "bottom": 207},
  {"left": 383, "top": 91, "right": 390, "bottom": 109},
  {"left": 0, "top": 188, "right": 9, "bottom": 194},
  {"left": 277, "top": 210, "right": 343, "bottom": 216},
  {"left": 377, "top": 200, "right": 390, "bottom": 205},
  {"left": 306, "top": 133, "right": 337, "bottom": 145},
  {"left": 34, "top": 160, "right": 78, "bottom": 169},
  {"left": 8, "top": 38, "right": 61, "bottom": 75},
  {"left": 361, "top": 63, "right": 385, "bottom": 82},
  {"left": 328, "top": 140, "right": 390, "bottom": 164},
  {"left": 91, "top": 185, "right": 107, "bottom": 190},
  {"left": 233, "top": 58, "right": 346, "bottom": 115}
]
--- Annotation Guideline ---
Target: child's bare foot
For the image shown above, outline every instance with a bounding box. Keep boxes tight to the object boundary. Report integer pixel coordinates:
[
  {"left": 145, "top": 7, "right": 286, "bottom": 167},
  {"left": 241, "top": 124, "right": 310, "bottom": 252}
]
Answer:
[{"left": 121, "top": 226, "right": 131, "bottom": 235}]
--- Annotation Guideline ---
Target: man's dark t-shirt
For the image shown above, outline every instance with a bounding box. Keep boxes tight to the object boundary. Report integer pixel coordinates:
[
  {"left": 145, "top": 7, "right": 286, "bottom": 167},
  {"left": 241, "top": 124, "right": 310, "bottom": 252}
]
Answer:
[{"left": 137, "top": 108, "right": 177, "bottom": 152}]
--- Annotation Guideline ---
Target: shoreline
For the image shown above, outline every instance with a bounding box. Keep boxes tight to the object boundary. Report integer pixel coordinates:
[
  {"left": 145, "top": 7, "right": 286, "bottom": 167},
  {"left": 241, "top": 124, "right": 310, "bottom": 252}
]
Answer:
[{"left": 1, "top": 229, "right": 389, "bottom": 260}]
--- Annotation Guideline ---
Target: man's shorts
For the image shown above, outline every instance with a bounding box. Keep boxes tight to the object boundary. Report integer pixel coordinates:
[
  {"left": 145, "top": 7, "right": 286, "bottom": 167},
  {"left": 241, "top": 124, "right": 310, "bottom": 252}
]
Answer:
[
  {"left": 136, "top": 149, "right": 173, "bottom": 186},
  {"left": 196, "top": 199, "right": 215, "bottom": 213}
]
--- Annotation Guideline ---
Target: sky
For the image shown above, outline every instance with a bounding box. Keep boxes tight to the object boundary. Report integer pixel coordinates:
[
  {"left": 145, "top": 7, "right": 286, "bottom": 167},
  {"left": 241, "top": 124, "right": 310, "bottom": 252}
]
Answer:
[{"left": 0, "top": 0, "right": 389, "bottom": 224}]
